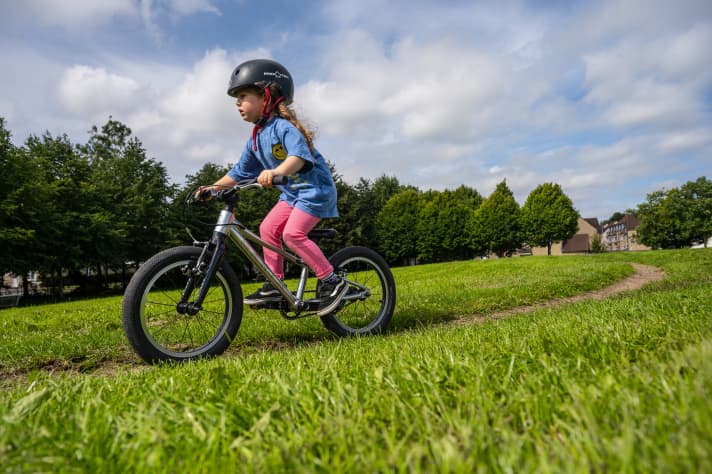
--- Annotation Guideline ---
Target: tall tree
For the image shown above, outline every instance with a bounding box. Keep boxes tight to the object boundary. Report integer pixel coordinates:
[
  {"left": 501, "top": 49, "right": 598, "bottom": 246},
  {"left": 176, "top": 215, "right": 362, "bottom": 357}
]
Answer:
[
  {"left": 416, "top": 190, "right": 448, "bottom": 263},
  {"left": 0, "top": 119, "right": 37, "bottom": 285},
  {"left": 116, "top": 138, "right": 175, "bottom": 264},
  {"left": 636, "top": 189, "right": 669, "bottom": 249},
  {"left": 375, "top": 189, "right": 421, "bottom": 265},
  {"left": 636, "top": 176, "right": 712, "bottom": 249},
  {"left": 680, "top": 176, "right": 712, "bottom": 247},
  {"left": 637, "top": 187, "right": 693, "bottom": 249},
  {"left": 468, "top": 180, "right": 522, "bottom": 257},
  {"left": 607, "top": 211, "right": 626, "bottom": 224},
  {"left": 80, "top": 118, "right": 174, "bottom": 285},
  {"left": 521, "top": 183, "right": 579, "bottom": 255},
  {"left": 355, "top": 174, "right": 407, "bottom": 248},
  {"left": 327, "top": 173, "right": 409, "bottom": 256},
  {"left": 451, "top": 185, "right": 484, "bottom": 209},
  {"left": 415, "top": 188, "right": 481, "bottom": 263},
  {"left": 24, "top": 132, "right": 94, "bottom": 293},
  {"left": 322, "top": 168, "right": 362, "bottom": 256}
]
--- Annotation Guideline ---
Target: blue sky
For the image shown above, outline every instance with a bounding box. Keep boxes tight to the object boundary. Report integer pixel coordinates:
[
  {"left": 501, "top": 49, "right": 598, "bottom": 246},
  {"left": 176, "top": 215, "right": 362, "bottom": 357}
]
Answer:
[{"left": 1, "top": 0, "right": 711, "bottom": 221}]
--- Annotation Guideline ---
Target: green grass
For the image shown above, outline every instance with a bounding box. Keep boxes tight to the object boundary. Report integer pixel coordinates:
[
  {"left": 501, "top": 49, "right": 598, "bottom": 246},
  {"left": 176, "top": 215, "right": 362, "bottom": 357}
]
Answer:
[
  {"left": 1, "top": 249, "right": 711, "bottom": 472},
  {"left": 0, "top": 255, "right": 633, "bottom": 374}
]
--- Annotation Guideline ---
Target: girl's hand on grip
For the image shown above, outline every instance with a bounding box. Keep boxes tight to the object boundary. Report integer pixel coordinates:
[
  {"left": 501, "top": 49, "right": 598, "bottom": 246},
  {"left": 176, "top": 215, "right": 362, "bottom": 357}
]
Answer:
[{"left": 195, "top": 186, "right": 214, "bottom": 201}]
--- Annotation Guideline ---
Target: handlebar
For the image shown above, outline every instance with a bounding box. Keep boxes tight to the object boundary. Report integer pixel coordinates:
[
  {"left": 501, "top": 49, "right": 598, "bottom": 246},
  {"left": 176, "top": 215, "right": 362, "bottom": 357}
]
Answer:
[
  {"left": 193, "top": 175, "right": 287, "bottom": 203},
  {"left": 270, "top": 175, "right": 288, "bottom": 186}
]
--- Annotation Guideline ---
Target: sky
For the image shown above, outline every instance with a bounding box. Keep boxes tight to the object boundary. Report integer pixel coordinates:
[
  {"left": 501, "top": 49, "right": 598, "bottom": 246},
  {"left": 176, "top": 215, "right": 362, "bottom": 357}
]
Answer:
[{"left": 1, "top": 0, "right": 711, "bottom": 221}]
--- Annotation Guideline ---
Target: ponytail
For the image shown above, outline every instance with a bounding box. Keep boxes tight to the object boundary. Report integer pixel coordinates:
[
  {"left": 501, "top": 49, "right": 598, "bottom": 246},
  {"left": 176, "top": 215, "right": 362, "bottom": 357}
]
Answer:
[
  {"left": 264, "top": 84, "right": 316, "bottom": 150},
  {"left": 277, "top": 102, "right": 316, "bottom": 150}
]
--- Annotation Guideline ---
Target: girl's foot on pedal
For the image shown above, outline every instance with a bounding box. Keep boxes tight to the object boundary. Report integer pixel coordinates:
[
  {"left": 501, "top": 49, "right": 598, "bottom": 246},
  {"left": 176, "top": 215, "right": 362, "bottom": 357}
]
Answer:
[
  {"left": 316, "top": 274, "right": 348, "bottom": 316},
  {"left": 244, "top": 282, "right": 282, "bottom": 305}
]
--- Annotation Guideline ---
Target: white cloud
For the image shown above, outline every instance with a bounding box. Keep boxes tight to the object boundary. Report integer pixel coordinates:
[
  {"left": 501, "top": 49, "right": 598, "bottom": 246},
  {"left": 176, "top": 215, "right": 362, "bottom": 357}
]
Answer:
[
  {"left": 15, "top": 0, "right": 137, "bottom": 27},
  {"left": 170, "top": 0, "right": 221, "bottom": 16},
  {"left": 604, "top": 84, "right": 700, "bottom": 128},
  {"left": 300, "top": 34, "right": 508, "bottom": 142},
  {"left": 58, "top": 66, "right": 144, "bottom": 117},
  {"left": 657, "top": 129, "right": 712, "bottom": 153},
  {"left": 3, "top": 0, "right": 220, "bottom": 35},
  {"left": 0, "top": 99, "right": 15, "bottom": 123},
  {"left": 50, "top": 47, "right": 270, "bottom": 180},
  {"left": 158, "top": 49, "right": 237, "bottom": 143},
  {"left": 582, "top": 23, "right": 711, "bottom": 129},
  {"left": 657, "top": 24, "right": 712, "bottom": 79},
  {"left": 186, "top": 143, "right": 228, "bottom": 162}
]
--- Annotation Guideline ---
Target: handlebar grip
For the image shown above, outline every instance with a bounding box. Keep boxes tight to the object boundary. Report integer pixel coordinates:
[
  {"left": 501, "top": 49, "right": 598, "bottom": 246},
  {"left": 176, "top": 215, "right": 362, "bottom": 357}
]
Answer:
[
  {"left": 216, "top": 187, "right": 236, "bottom": 201},
  {"left": 198, "top": 188, "right": 213, "bottom": 200},
  {"left": 272, "top": 175, "right": 288, "bottom": 186}
]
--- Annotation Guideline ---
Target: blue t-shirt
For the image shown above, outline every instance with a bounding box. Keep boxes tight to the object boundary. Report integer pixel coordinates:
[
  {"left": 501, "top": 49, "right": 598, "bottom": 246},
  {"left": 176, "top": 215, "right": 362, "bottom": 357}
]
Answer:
[{"left": 227, "top": 117, "right": 339, "bottom": 218}]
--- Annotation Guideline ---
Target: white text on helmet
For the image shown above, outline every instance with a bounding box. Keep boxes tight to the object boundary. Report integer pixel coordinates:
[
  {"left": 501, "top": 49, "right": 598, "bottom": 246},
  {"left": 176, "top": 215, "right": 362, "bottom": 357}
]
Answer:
[{"left": 264, "top": 71, "right": 290, "bottom": 80}]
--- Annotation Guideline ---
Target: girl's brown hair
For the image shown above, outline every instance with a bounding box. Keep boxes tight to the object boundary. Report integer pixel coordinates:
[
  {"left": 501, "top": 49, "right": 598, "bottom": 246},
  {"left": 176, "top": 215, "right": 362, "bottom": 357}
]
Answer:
[{"left": 265, "top": 84, "right": 316, "bottom": 150}]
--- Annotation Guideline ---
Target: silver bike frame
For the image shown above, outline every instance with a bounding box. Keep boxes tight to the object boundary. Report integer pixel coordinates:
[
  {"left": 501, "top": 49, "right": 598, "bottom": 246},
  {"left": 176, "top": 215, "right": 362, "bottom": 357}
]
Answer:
[{"left": 213, "top": 209, "right": 308, "bottom": 310}]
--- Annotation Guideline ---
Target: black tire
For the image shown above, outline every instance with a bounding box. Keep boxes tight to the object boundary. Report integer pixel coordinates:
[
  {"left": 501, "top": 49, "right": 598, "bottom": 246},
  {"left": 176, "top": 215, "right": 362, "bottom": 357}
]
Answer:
[
  {"left": 319, "top": 246, "right": 396, "bottom": 337},
  {"left": 121, "top": 246, "right": 243, "bottom": 363}
]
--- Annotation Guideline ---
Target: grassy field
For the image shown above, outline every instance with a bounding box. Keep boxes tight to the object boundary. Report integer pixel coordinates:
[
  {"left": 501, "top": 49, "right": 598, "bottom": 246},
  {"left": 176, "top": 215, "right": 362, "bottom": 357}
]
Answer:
[{"left": 1, "top": 249, "right": 711, "bottom": 472}]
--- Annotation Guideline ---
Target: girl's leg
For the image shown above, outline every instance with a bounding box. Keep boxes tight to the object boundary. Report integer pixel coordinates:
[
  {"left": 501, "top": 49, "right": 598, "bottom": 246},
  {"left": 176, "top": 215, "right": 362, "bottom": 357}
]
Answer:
[
  {"left": 259, "top": 200, "right": 294, "bottom": 280},
  {"left": 282, "top": 207, "right": 334, "bottom": 279}
]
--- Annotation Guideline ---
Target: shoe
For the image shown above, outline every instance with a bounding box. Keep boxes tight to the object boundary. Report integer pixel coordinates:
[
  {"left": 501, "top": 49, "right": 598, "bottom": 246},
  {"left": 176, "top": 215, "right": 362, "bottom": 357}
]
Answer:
[
  {"left": 244, "top": 282, "right": 282, "bottom": 305},
  {"left": 315, "top": 276, "right": 349, "bottom": 316}
]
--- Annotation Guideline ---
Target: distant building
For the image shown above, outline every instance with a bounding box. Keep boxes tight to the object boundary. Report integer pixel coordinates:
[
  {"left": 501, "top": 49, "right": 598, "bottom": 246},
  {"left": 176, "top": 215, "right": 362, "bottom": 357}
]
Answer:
[
  {"left": 602, "top": 214, "right": 650, "bottom": 251},
  {"left": 531, "top": 217, "right": 602, "bottom": 255},
  {"left": 691, "top": 237, "right": 712, "bottom": 249},
  {"left": 529, "top": 214, "right": 651, "bottom": 255}
]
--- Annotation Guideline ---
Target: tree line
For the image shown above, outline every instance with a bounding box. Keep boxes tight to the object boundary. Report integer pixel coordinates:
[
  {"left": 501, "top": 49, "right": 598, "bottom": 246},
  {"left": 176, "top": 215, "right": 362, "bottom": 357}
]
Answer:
[
  {"left": 635, "top": 176, "right": 712, "bottom": 249},
  {"left": 1, "top": 117, "right": 709, "bottom": 297}
]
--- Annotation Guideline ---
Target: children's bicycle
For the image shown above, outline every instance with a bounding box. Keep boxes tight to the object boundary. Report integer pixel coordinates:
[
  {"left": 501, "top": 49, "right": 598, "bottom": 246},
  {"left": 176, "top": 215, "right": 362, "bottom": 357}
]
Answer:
[{"left": 121, "top": 176, "right": 396, "bottom": 364}]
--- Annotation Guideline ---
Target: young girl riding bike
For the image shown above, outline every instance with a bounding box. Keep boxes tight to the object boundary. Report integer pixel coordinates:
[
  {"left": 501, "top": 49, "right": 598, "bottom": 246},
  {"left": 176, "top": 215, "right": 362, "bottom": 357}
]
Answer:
[{"left": 199, "top": 59, "right": 347, "bottom": 314}]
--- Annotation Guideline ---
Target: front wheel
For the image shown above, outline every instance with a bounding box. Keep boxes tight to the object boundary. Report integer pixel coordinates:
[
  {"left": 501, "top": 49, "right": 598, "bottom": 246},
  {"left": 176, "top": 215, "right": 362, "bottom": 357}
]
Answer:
[
  {"left": 121, "top": 246, "right": 243, "bottom": 363},
  {"left": 319, "top": 246, "right": 396, "bottom": 337}
]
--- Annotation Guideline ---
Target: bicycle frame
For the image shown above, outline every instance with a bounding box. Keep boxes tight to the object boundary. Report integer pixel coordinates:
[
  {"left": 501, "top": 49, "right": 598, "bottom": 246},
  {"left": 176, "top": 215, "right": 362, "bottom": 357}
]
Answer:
[
  {"left": 219, "top": 208, "right": 311, "bottom": 309},
  {"left": 185, "top": 185, "right": 317, "bottom": 315}
]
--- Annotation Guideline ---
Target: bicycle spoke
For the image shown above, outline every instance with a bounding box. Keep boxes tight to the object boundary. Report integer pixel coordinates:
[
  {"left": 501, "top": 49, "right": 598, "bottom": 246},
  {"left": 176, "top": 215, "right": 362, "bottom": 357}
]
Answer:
[{"left": 145, "top": 300, "right": 179, "bottom": 308}]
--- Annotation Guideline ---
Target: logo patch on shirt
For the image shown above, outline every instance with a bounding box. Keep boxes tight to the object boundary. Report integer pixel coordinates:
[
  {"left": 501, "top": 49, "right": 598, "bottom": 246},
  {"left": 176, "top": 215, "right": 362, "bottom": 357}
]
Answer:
[{"left": 272, "top": 143, "right": 287, "bottom": 160}]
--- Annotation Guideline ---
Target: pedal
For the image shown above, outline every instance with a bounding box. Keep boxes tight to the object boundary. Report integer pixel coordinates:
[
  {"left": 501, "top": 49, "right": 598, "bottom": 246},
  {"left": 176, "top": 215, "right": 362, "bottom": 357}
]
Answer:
[{"left": 248, "top": 299, "right": 289, "bottom": 310}]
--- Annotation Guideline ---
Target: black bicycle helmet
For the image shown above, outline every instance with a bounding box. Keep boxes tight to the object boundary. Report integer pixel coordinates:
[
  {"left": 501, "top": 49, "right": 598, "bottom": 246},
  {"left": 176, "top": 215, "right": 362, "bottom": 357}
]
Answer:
[{"left": 227, "top": 59, "right": 294, "bottom": 104}]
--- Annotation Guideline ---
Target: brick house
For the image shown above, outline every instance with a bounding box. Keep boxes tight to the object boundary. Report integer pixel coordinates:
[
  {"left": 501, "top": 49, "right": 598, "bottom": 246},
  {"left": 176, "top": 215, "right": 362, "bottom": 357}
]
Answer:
[
  {"left": 530, "top": 217, "right": 602, "bottom": 255},
  {"left": 602, "top": 214, "right": 650, "bottom": 251}
]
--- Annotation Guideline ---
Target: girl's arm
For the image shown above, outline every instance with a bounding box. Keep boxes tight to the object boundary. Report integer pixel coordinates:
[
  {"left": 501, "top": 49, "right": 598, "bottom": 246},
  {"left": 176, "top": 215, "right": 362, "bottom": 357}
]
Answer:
[
  {"left": 257, "top": 155, "right": 304, "bottom": 187},
  {"left": 194, "top": 174, "right": 238, "bottom": 199},
  {"left": 212, "top": 175, "right": 238, "bottom": 188}
]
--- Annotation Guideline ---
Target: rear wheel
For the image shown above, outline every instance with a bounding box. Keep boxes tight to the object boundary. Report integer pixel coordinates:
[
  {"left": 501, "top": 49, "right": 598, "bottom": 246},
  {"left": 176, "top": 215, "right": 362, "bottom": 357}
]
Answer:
[
  {"left": 319, "top": 246, "right": 396, "bottom": 337},
  {"left": 122, "top": 246, "right": 242, "bottom": 363}
]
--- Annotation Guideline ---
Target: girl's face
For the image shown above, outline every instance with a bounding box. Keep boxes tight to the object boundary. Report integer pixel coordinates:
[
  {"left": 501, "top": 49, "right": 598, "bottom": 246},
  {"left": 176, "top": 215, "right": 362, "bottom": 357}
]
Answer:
[{"left": 234, "top": 89, "right": 266, "bottom": 123}]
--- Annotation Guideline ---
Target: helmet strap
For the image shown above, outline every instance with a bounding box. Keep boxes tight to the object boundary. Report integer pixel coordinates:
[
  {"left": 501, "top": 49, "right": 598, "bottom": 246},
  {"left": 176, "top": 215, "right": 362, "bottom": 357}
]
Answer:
[{"left": 251, "top": 85, "right": 285, "bottom": 151}]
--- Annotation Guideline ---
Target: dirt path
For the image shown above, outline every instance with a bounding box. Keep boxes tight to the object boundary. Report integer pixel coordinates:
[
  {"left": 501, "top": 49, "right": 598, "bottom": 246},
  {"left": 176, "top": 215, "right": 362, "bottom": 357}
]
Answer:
[{"left": 451, "top": 262, "right": 665, "bottom": 325}]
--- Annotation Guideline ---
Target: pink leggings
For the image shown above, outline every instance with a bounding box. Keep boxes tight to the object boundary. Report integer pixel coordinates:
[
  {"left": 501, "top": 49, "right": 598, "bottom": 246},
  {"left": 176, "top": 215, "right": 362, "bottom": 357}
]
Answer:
[{"left": 259, "top": 200, "right": 333, "bottom": 280}]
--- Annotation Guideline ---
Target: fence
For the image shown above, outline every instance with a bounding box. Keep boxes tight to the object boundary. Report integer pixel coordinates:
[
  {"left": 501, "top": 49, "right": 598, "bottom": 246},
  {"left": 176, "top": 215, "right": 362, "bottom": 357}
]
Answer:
[{"left": 0, "top": 291, "right": 22, "bottom": 309}]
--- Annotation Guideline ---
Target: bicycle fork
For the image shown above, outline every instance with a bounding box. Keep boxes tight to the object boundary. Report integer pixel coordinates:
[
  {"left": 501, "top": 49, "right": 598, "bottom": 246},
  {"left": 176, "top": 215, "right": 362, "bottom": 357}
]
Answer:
[{"left": 175, "top": 210, "right": 232, "bottom": 315}]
